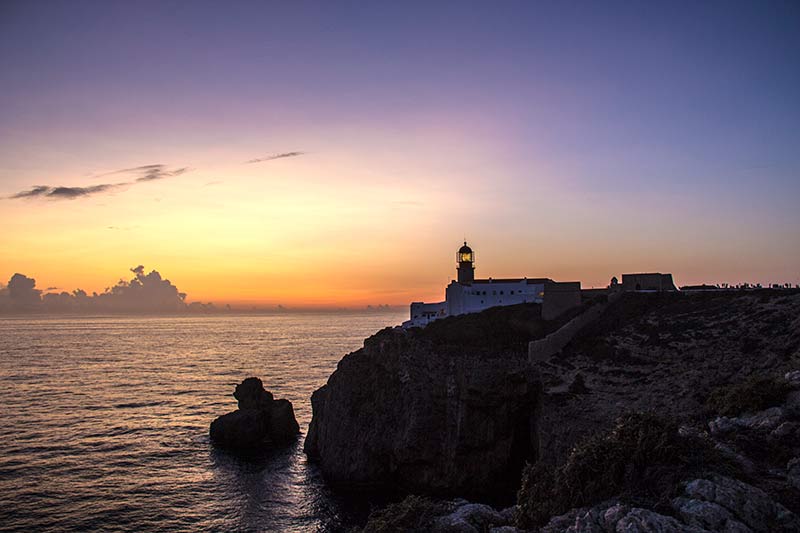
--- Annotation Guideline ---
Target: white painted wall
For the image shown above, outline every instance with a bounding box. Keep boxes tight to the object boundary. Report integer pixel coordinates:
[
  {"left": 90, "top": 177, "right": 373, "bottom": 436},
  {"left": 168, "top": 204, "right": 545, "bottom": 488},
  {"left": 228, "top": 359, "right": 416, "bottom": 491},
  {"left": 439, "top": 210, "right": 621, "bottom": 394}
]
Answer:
[{"left": 446, "top": 280, "right": 544, "bottom": 316}]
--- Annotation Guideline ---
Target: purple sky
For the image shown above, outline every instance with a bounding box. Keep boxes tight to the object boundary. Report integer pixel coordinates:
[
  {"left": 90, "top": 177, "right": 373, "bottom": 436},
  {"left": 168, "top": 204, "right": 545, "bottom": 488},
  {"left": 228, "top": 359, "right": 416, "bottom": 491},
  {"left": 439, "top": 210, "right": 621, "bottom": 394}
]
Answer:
[{"left": 1, "top": 1, "right": 799, "bottom": 302}]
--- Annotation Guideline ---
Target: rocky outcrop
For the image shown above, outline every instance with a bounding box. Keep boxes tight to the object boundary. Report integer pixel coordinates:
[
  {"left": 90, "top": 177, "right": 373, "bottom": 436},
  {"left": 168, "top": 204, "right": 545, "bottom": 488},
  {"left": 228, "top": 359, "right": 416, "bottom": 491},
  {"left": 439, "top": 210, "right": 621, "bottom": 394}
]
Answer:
[
  {"left": 676, "top": 475, "right": 800, "bottom": 532},
  {"left": 537, "top": 473, "right": 800, "bottom": 533},
  {"left": 210, "top": 377, "right": 299, "bottom": 450},
  {"left": 326, "top": 291, "right": 800, "bottom": 530},
  {"left": 304, "top": 323, "right": 541, "bottom": 500},
  {"left": 517, "top": 365, "right": 800, "bottom": 532},
  {"left": 540, "top": 502, "right": 706, "bottom": 533},
  {"left": 535, "top": 291, "right": 800, "bottom": 466}
]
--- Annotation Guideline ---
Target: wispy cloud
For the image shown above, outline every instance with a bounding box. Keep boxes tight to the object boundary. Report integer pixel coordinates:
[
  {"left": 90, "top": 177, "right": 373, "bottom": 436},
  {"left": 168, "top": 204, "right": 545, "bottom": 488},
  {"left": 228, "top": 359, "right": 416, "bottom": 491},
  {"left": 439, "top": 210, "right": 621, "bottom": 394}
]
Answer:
[
  {"left": 107, "top": 225, "right": 140, "bottom": 231},
  {"left": 245, "top": 151, "right": 304, "bottom": 164},
  {"left": 108, "top": 164, "right": 191, "bottom": 182},
  {"left": 10, "top": 183, "right": 122, "bottom": 199},
  {"left": 7, "top": 164, "right": 191, "bottom": 201}
]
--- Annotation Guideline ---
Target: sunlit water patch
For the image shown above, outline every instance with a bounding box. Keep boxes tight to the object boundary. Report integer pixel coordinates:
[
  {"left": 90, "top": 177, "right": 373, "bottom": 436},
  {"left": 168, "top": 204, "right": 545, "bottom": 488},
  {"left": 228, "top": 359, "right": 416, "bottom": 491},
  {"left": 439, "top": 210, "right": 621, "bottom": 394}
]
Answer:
[{"left": 0, "top": 312, "right": 406, "bottom": 532}]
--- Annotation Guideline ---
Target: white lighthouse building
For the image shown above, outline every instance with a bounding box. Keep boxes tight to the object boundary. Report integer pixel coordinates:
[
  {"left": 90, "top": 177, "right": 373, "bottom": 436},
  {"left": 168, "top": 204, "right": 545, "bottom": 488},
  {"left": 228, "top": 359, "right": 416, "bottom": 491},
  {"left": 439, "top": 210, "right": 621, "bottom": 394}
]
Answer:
[{"left": 402, "top": 242, "right": 578, "bottom": 328}]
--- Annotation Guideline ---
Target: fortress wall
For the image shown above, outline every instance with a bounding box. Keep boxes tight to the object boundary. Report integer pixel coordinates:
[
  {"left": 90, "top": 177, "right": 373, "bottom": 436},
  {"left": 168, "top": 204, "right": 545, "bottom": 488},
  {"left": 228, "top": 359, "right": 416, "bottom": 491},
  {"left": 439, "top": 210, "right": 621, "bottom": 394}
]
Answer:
[
  {"left": 529, "top": 302, "right": 607, "bottom": 363},
  {"left": 542, "top": 281, "right": 582, "bottom": 321}
]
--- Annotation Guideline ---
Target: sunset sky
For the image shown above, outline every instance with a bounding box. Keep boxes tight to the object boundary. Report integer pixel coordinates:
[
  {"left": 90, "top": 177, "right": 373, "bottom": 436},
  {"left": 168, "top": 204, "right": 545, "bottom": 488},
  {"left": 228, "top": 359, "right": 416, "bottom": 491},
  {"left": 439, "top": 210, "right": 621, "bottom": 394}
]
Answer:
[{"left": 1, "top": 1, "right": 798, "bottom": 307}]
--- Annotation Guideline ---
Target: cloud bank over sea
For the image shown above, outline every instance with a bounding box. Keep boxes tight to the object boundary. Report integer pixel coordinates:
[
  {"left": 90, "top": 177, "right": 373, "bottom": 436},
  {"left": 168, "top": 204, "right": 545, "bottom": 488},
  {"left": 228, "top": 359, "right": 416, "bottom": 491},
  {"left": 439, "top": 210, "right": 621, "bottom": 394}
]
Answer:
[{"left": 0, "top": 266, "right": 218, "bottom": 314}]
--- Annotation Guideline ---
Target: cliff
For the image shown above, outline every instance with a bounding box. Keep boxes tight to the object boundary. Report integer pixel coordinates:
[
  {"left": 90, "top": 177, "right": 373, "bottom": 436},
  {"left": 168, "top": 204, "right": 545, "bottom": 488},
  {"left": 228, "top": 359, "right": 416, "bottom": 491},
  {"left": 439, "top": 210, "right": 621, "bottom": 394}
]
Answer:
[
  {"left": 304, "top": 303, "right": 565, "bottom": 501},
  {"left": 308, "top": 289, "right": 800, "bottom": 531}
]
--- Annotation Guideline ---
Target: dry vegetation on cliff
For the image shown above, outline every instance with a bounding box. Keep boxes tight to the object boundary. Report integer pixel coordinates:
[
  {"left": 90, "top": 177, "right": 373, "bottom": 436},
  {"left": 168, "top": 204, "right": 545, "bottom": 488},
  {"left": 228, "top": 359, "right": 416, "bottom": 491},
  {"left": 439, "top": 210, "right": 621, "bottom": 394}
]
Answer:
[
  {"left": 537, "top": 290, "right": 800, "bottom": 466},
  {"left": 515, "top": 412, "right": 737, "bottom": 528}
]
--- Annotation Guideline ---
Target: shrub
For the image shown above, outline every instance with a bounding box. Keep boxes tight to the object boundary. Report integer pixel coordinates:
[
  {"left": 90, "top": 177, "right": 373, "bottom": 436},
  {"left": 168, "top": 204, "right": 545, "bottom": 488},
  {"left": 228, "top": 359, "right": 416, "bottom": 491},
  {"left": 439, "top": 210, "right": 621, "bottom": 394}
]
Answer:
[
  {"left": 515, "top": 412, "right": 731, "bottom": 528},
  {"left": 705, "top": 375, "right": 791, "bottom": 417},
  {"left": 362, "top": 495, "right": 449, "bottom": 533}
]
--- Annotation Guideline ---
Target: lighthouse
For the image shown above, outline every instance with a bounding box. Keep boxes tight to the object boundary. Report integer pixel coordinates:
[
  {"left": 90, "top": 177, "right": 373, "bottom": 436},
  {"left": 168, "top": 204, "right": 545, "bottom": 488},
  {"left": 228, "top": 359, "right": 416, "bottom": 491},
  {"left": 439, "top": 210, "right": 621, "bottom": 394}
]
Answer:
[
  {"left": 402, "top": 240, "right": 581, "bottom": 328},
  {"left": 457, "top": 241, "right": 475, "bottom": 284}
]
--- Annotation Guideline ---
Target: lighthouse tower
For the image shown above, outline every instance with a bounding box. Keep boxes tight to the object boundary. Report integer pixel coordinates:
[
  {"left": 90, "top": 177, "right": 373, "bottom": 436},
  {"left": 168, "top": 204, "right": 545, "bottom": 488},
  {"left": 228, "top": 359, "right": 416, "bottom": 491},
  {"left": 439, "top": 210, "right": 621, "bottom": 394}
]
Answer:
[{"left": 456, "top": 241, "right": 475, "bottom": 284}]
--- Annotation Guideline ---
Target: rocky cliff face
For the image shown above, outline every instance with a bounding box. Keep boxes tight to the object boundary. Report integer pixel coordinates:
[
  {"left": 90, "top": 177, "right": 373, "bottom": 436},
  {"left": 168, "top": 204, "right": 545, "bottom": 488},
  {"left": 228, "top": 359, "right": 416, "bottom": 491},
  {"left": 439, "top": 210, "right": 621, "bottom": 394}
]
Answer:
[
  {"left": 307, "top": 290, "right": 800, "bottom": 531},
  {"left": 305, "top": 304, "right": 548, "bottom": 501}
]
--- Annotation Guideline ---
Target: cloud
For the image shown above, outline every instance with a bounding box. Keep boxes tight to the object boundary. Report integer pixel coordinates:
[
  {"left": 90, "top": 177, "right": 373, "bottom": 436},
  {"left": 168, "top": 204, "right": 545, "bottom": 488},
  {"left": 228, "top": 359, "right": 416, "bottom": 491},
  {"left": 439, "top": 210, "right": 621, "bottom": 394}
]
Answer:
[
  {"left": 7, "top": 164, "right": 190, "bottom": 201},
  {"left": 9, "top": 186, "right": 51, "bottom": 199},
  {"left": 107, "top": 225, "right": 139, "bottom": 231},
  {"left": 245, "top": 151, "right": 304, "bottom": 164},
  {"left": 9, "top": 183, "right": 122, "bottom": 199},
  {"left": 6, "top": 273, "right": 42, "bottom": 310},
  {"left": 101, "top": 163, "right": 191, "bottom": 182},
  {"left": 0, "top": 266, "right": 203, "bottom": 314},
  {"left": 126, "top": 164, "right": 190, "bottom": 182}
]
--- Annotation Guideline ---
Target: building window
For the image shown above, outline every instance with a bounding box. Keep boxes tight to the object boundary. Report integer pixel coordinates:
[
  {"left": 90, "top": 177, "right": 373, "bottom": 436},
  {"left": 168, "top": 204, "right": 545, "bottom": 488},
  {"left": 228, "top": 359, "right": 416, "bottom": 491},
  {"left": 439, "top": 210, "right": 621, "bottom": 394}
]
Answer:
[
  {"left": 510, "top": 290, "right": 515, "bottom": 295},
  {"left": 500, "top": 291, "right": 504, "bottom": 295},
  {"left": 480, "top": 300, "right": 484, "bottom": 304}
]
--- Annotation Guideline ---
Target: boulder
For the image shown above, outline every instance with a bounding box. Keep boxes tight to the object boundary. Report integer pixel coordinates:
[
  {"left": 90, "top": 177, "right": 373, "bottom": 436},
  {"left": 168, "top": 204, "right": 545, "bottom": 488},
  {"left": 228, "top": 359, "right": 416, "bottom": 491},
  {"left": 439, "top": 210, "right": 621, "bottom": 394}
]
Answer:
[
  {"left": 210, "top": 377, "right": 299, "bottom": 450},
  {"left": 539, "top": 502, "right": 709, "bottom": 533},
  {"left": 677, "top": 475, "right": 800, "bottom": 533},
  {"left": 788, "top": 458, "right": 800, "bottom": 490},
  {"left": 708, "top": 407, "right": 785, "bottom": 435},
  {"left": 304, "top": 327, "right": 540, "bottom": 499},
  {"left": 433, "top": 502, "right": 507, "bottom": 532},
  {"left": 784, "top": 390, "right": 800, "bottom": 417},
  {"left": 672, "top": 497, "right": 751, "bottom": 532}
]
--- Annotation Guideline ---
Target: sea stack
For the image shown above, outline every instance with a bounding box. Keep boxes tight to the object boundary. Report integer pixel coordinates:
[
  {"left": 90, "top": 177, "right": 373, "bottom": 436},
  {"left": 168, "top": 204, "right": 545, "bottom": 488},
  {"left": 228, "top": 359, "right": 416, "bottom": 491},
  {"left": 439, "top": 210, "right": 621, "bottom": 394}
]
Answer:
[{"left": 210, "top": 377, "right": 299, "bottom": 450}]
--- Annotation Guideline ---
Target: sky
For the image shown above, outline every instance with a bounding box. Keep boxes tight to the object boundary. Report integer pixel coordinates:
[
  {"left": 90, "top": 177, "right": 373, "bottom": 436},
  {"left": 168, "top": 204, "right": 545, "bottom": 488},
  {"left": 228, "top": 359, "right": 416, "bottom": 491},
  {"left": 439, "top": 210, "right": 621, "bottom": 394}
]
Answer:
[{"left": 1, "top": 1, "right": 799, "bottom": 307}]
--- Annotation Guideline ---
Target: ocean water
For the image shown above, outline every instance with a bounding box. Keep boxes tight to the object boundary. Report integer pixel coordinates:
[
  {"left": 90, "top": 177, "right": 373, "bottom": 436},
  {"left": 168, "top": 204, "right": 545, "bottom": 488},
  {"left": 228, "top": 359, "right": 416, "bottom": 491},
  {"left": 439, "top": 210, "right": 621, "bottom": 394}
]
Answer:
[{"left": 0, "top": 311, "right": 406, "bottom": 532}]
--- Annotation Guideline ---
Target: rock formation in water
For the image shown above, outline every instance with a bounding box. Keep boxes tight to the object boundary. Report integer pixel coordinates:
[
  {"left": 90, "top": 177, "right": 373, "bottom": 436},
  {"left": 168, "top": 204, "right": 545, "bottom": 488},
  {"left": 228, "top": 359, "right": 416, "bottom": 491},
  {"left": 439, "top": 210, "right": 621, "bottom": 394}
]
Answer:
[
  {"left": 305, "top": 304, "right": 552, "bottom": 500},
  {"left": 210, "top": 377, "right": 299, "bottom": 450}
]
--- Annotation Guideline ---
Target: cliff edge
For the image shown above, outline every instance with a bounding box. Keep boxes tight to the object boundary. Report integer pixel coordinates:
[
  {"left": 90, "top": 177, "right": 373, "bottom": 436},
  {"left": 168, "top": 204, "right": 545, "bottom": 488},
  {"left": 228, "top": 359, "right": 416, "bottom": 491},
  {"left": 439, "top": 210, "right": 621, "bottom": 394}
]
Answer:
[{"left": 304, "top": 304, "right": 560, "bottom": 501}]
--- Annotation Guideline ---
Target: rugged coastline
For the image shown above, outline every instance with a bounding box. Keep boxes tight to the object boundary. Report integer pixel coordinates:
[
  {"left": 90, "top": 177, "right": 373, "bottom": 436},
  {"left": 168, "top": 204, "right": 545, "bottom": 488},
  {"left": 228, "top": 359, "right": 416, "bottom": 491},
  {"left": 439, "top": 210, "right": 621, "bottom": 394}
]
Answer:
[
  {"left": 304, "top": 304, "right": 554, "bottom": 501},
  {"left": 305, "top": 290, "right": 800, "bottom": 531}
]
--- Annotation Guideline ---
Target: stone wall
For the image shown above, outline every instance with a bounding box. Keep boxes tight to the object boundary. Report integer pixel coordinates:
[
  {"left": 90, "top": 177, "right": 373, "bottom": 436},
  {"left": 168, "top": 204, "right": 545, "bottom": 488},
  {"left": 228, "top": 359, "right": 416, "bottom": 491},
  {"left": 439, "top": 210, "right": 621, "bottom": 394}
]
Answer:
[
  {"left": 529, "top": 301, "right": 608, "bottom": 362},
  {"left": 542, "top": 281, "right": 582, "bottom": 321},
  {"left": 621, "top": 273, "right": 676, "bottom": 291}
]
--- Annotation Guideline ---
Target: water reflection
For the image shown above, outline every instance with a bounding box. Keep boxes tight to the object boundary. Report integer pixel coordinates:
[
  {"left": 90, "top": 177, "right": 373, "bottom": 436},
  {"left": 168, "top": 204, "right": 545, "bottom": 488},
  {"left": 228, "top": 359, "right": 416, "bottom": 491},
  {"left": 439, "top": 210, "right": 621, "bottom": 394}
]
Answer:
[{"left": 0, "top": 312, "right": 406, "bottom": 532}]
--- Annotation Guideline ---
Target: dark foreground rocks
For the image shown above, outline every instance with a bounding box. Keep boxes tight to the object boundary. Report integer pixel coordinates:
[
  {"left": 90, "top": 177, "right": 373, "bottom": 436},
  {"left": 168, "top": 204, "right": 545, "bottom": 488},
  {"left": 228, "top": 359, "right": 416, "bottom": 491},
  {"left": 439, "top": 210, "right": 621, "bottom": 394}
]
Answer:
[
  {"left": 210, "top": 377, "right": 299, "bottom": 450},
  {"left": 315, "top": 291, "right": 800, "bottom": 530},
  {"left": 514, "top": 368, "right": 800, "bottom": 532},
  {"left": 364, "top": 374, "right": 800, "bottom": 532},
  {"left": 304, "top": 305, "right": 547, "bottom": 500}
]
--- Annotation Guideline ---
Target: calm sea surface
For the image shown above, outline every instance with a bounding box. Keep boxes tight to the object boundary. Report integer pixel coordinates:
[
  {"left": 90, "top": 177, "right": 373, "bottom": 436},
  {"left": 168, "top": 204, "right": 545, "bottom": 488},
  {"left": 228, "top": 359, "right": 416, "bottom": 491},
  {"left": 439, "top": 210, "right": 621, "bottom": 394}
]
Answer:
[{"left": 0, "top": 311, "right": 406, "bottom": 532}]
